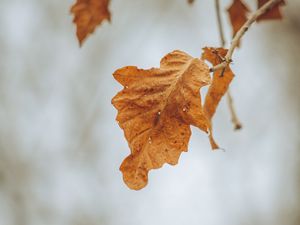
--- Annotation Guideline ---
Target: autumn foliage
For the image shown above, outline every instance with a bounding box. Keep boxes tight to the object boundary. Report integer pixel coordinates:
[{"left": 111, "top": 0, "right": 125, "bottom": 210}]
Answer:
[
  {"left": 71, "top": 0, "right": 110, "bottom": 46},
  {"left": 202, "top": 48, "right": 234, "bottom": 121},
  {"left": 70, "top": 0, "right": 286, "bottom": 190},
  {"left": 112, "top": 51, "right": 213, "bottom": 190}
]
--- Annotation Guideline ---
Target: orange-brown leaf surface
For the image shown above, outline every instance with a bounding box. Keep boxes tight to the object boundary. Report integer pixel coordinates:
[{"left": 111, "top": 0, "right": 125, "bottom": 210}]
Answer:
[
  {"left": 71, "top": 0, "right": 111, "bottom": 46},
  {"left": 202, "top": 47, "right": 234, "bottom": 121},
  {"left": 257, "top": 0, "right": 285, "bottom": 21},
  {"left": 227, "top": 0, "right": 250, "bottom": 46},
  {"left": 112, "top": 50, "right": 213, "bottom": 190}
]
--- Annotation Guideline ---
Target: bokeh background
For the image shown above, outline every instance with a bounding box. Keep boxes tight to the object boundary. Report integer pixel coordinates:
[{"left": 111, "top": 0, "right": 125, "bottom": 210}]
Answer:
[{"left": 0, "top": 0, "right": 299, "bottom": 225}]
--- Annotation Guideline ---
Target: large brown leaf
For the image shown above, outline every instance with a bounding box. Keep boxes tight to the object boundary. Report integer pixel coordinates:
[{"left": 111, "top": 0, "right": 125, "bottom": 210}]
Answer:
[
  {"left": 227, "top": 0, "right": 250, "bottom": 46},
  {"left": 112, "top": 50, "right": 213, "bottom": 190},
  {"left": 71, "top": 0, "right": 111, "bottom": 46},
  {"left": 202, "top": 47, "right": 234, "bottom": 121},
  {"left": 257, "top": 0, "right": 285, "bottom": 21}
]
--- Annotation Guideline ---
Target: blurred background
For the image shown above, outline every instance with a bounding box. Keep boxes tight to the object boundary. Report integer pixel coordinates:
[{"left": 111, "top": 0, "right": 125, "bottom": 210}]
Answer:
[{"left": 0, "top": 0, "right": 299, "bottom": 224}]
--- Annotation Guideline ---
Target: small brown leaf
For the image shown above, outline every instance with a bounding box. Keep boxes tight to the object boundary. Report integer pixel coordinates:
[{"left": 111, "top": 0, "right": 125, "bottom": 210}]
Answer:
[
  {"left": 202, "top": 47, "right": 234, "bottom": 121},
  {"left": 112, "top": 50, "right": 214, "bottom": 190},
  {"left": 188, "top": 0, "right": 195, "bottom": 4},
  {"left": 227, "top": 0, "right": 250, "bottom": 46},
  {"left": 257, "top": 0, "right": 285, "bottom": 21},
  {"left": 71, "top": 0, "right": 111, "bottom": 46}
]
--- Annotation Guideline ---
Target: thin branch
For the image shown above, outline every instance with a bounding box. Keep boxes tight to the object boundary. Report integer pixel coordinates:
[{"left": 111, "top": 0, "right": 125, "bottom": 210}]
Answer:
[
  {"left": 215, "top": 0, "right": 226, "bottom": 47},
  {"left": 210, "top": 0, "right": 282, "bottom": 72},
  {"left": 214, "top": 0, "right": 242, "bottom": 130}
]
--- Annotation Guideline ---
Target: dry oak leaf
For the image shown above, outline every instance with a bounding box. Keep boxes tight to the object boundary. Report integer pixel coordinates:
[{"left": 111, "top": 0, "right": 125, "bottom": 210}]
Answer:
[
  {"left": 202, "top": 47, "right": 234, "bottom": 121},
  {"left": 71, "top": 0, "right": 111, "bottom": 46},
  {"left": 257, "top": 0, "right": 285, "bottom": 21},
  {"left": 112, "top": 50, "right": 213, "bottom": 190},
  {"left": 227, "top": 0, "right": 250, "bottom": 46}
]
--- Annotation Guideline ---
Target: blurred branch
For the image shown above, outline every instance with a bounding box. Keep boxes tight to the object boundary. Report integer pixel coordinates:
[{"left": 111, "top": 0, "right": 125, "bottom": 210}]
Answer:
[{"left": 215, "top": 0, "right": 226, "bottom": 47}]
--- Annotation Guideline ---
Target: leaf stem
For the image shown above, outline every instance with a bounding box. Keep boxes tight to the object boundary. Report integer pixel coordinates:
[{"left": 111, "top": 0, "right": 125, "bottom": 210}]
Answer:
[{"left": 210, "top": 0, "right": 282, "bottom": 72}]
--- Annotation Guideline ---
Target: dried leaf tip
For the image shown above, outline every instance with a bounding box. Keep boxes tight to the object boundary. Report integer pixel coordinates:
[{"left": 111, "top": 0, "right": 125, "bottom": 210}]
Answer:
[
  {"left": 188, "top": 0, "right": 195, "bottom": 5},
  {"left": 71, "top": 0, "right": 111, "bottom": 46}
]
